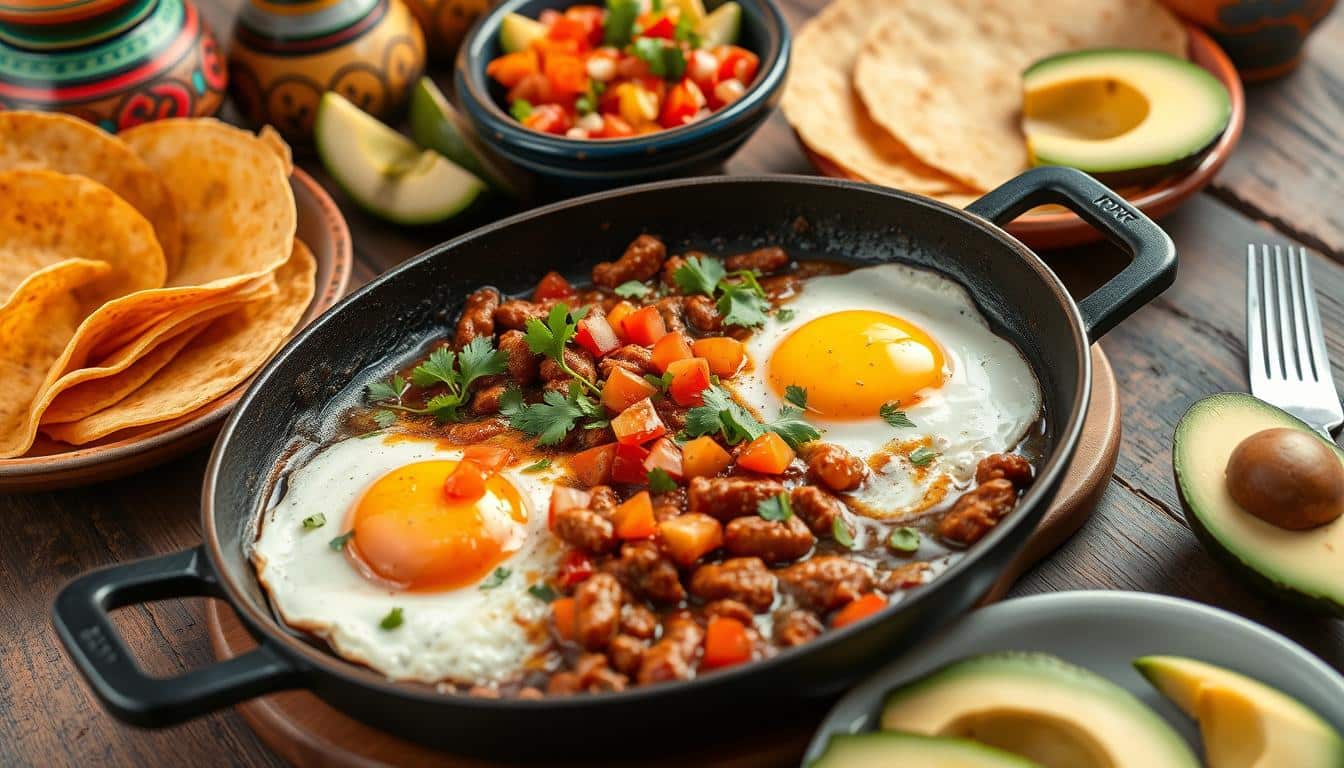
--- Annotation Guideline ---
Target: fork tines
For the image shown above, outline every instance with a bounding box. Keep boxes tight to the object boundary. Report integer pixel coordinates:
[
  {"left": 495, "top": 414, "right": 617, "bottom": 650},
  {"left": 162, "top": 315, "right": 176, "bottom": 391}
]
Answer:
[{"left": 1247, "top": 243, "right": 1331, "bottom": 385}]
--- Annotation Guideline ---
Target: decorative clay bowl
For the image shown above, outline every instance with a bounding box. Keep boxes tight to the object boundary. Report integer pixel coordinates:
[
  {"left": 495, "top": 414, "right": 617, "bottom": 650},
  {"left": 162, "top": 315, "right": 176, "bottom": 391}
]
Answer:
[
  {"left": 1161, "top": 0, "right": 1337, "bottom": 81},
  {"left": 403, "top": 0, "right": 493, "bottom": 63}
]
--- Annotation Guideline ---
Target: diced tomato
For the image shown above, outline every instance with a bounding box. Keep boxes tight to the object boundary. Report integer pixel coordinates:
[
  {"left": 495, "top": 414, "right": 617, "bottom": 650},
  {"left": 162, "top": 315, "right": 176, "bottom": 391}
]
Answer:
[
  {"left": 650, "top": 332, "right": 693, "bottom": 373},
  {"left": 832, "top": 593, "right": 887, "bottom": 628},
  {"left": 606, "top": 300, "right": 636, "bottom": 339},
  {"left": 544, "top": 52, "right": 588, "bottom": 95},
  {"left": 539, "top": 8, "right": 561, "bottom": 26},
  {"left": 507, "top": 72, "right": 557, "bottom": 106},
  {"left": 621, "top": 306, "right": 667, "bottom": 346},
  {"left": 564, "top": 5, "right": 606, "bottom": 45},
  {"left": 486, "top": 49, "right": 539, "bottom": 89},
  {"left": 442, "top": 460, "right": 488, "bottom": 503},
  {"left": 638, "top": 11, "right": 676, "bottom": 38},
  {"left": 702, "top": 616, "right": 752, "bottom": 669},
  {"left": 692, "top": 337, "right": 746, "bottom": 377},
  {"left": 681, "top": 435, "right": 732, "bottom": 479},
  {"left": 736, "top": 431, "right": 795, "bottom": 474},
  {"left": 461, "top": 445, "right": 513, "bottom": 473},
  {"left": 532, "top": 36, "right": 581, "bottom": 61},
  {"left": 570, "top": 443, "right": 616, "bottom": 486},
  {"left": 596, "top": 113, "right": 635, "bottom": 139},
  {"left": 611, "top": 398, "right": 666, "bottom": 445},
  {"left": 575, "top": 312, "right": 620, "bottom": 357},
  {"left": 602, "top": 366, "right": 658, "bottom": 413},
  {"left": 547, "top": 14, "right": 597, "bottom": 50},
  {"left": 659, "top": 78, "right": 706, "bottom": 129},
  {"left": 522, "top": 103, "right": 572, "bottom": 135},
  {"left": 642, "top": 437, "right": 683, "bottom": 481},
  {"left": 611, "top": 441, "right": 652, "bottom": 484},
  {"left": 716, "top": 45, "right": 759, "bottom": 84},
  {"left": 658, "top": 513, "right": 723, "bottom": 567},
  {"left": 612, "top": 491, "right": 657, "bottom": 540},
  {"left": 687, "top": 49, "right": 720, "bottom": 91},
  {"left": 616, "top": 53, "right": 653, "bottom": 80},
  {"left": 551, "top": 597, "right": 578, "bottom": 641},
  {"left": 666, "top": 357, "right": 711, "bottom": 406},
  {"left": 549, "top": 486, "right": 592, "bottom": 528},
  {"left": 557, "top": 549, "right": 595, "bottom": 588},
  {"left": 531, "top": 270, "right": 576, "bottom": 301}
]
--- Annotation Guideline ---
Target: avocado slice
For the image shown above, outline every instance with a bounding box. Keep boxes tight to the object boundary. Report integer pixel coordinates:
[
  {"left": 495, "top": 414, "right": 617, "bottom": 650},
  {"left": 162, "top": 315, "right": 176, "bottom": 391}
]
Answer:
[
  {"left": 499, "top": 12, "right": 545, "bottom": 54},
  {"left": 810, "top": 732, "right": 1042, "bottom": 768},
  {"left": 314, "top": 92, "right": 485, "bottom": 225},
  {"left": 1136, "top": 655, "right": 1344, "bottom": 768},
  {"left": 408, "top": 77, "right": 523, "bottom": 198},
  {"left": 880, "top": 652, "right": 1199, "bottom": 768},
  {"left": 1022, "top": 49, "right": 1231, "bottom": 185},
  {"left": 1173, "top": 393, "right": 1344, "bottom": 614},
  {"left": 699, "top": 2, "right": 742, "bottom": 47}
]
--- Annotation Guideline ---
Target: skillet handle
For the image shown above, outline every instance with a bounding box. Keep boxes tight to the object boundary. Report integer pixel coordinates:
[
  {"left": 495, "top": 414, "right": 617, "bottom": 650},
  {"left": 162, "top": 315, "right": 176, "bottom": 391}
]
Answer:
[
  {"left": 966, "top": 166, "right": 1177, "bottom": 341},
  {"left": 52, "top": 546, "right": 300, "bottom": 727}
]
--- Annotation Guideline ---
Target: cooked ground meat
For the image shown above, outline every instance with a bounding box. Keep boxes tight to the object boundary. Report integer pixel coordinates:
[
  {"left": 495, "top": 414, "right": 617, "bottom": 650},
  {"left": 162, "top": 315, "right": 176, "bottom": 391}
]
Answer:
[
  {"left": 469, "top": 383, "right": 506, "bottom": 415},
  {"left": 593, "top": 234, "right": 666, "bottom": 287},
  {"left": 636, "top": 613, "right": 703, "bottom": 684},
  {"left": 976, "top": 453, "right": 1033, "bottom": 488},
  {"left": 684, "top": 294, "right": 722, "bottom": 332},
  {"left": 494, "top": 298, "right": 550, "bottom": 330},
  {"left": 773, "top": 609, "right": 823, "bottom": 648},
  {"left": 619, "top": 603, "right": 658, "bottom": 639},
  {"left": 607, "top": 634, "right": 647, "bottom": 677},
  {"left": 599, "top": 344, "right": 655, "bottom": 378},
  {"left": 442, "top": 417, "right": 508, "bottom": 443},
  {"left": 574, "top": 573, "right": 623, "bottom": 651},
  {"left": 498, "top": 329, "right": 539, "bottom": 385},
  {"left": 725, "top": 246, "right": 788, "bottom": 274},
  {"left": 703, "top": 599, "right": 755, "bottom": 625},
  {"left": 661, "top": 254, "right": 688, "bottom": 287},
  {"left": 689, "top": 557, "right": 776, "bottom": 612},
  {"left": 655, "top": 296, "right": 687, "bottom": 334},
  {"left": 790, "top": 486, "right": 849, "bottom": 538},
  {"left": 779, "top": 556, "right": 874, "bottom": 613},
  {"left": 603, "top": 541, "right": 685, "bottom": 604},
  {"left": 454, "top": 287, "right": 499, "bottom": 349},
  {"left": 805, "top": 444, "right": 866, "bottom": 492},
  {"left": 651, "top": 488, "right": 687, "bottom": 521},
  {"left": 540, "top": 347, "right": 596, "bottom": 385},
  {"left": 724, "top": 515, "right": 815, "bottom": 563},
  {"left": 688, "top": 476, "right": 786, "bottom": 520},
  {"left": 552, "top": 507, "right": 616, "bottom": 553},
  {"left": 938, "top": 479, "right": 1018, "bottom": 546}
]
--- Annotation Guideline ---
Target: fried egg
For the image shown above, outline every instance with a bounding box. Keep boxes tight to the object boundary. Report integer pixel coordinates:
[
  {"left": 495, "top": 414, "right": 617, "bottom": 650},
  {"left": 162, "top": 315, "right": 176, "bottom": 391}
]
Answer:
[
  {"left": 733, "top": 262, "right": 1041, "bottom": 519},
  {"left": 252, "top": 434, "right": 565, "bottom": 684}
]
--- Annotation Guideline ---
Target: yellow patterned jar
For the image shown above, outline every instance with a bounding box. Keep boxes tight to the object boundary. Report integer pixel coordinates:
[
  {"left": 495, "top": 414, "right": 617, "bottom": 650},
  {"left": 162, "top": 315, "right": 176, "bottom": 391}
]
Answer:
[
  {"left": 403, "top": 0, "right": 492, "bottom": 63},
  {"left": 228, "top": 0, "right": 426, "bottom": 144}
]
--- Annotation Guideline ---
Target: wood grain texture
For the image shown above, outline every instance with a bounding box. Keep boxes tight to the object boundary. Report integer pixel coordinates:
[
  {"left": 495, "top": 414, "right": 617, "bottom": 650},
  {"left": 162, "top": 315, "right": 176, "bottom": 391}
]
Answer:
[{"left": 1, "top": 0, "right": 1341, "bottom": 766}]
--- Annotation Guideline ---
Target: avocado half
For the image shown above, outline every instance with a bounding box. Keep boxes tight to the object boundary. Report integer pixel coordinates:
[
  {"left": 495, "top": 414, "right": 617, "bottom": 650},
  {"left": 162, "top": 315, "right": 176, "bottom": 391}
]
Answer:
[
  {"left": 880, "top": 652, "right": 1199, "bottom": 768},
  {"left": 810, "top": 732, "right": 1042, "bottom": 768},
  {"left": 1173, "top": 393, "right": 1344, "bottom": 615},
  {"left": 1022, "top": 49, "right": 1231, "bottom": 186},
  {"left": 1136, "top": 655, "right": 1344, "bottom": 768}
]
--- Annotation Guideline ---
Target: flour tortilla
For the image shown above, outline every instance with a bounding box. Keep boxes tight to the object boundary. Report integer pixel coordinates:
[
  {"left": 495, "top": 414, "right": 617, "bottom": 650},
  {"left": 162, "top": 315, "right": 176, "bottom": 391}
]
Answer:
[{"left": 853, "top": 0, "right": 1187, "bottom": 191}]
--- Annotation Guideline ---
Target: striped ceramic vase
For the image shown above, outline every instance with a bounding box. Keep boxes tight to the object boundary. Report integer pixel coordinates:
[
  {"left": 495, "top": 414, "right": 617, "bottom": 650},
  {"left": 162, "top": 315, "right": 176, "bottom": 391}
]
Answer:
[
  {"left": 229, "top": 0, "right": 426, "bottom": 144},
  {"left": 0, "top": 0, "right": 226, "bottom": 131}
]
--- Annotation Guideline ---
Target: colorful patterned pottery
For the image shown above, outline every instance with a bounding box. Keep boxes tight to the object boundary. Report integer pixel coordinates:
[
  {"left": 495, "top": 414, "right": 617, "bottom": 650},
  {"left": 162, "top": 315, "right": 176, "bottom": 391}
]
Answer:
[
  {"left": 229, "top": 0, "right": 426, "bottom": 144},
  {"left": 1161, "top": 0, "right": 1338, "bottom": 81},
  {"left": 404, "top": 0, "right": 492, "bottom": 63},
  {"left": 0, "top": 0, "right": 226, "bottom": 132}
]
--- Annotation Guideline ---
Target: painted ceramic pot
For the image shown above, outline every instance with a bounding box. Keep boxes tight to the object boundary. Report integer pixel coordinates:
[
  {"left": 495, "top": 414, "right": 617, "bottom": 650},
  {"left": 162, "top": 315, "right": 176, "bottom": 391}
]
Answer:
[
  {"left": 1161, "top": 0, "right": 1338, "bottom": 80},
  {"left": 229, "top": 0, "right": 426, "bottom": 144},
  {"left": 0, "top": 0, "right": 226, "bottom": 132},
  {"left": 403, "top": 0, "right": 492, "bottom": 63}
]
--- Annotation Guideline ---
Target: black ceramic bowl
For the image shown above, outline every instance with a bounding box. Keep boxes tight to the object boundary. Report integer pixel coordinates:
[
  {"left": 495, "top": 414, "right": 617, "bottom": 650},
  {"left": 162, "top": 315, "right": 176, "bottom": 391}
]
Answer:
[
  {"left": 455, "top": 0, "right": 790, "bottom": 191},
  {"left": 55, "top": 167, "right": 1174, "bottom": 761}
]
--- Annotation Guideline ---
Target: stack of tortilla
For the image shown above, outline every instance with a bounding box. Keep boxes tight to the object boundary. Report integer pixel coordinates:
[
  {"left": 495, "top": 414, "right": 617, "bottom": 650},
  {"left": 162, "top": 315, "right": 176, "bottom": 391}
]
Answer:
[
  {"left": 0, "top": 113, "right": 316, "bottom": 458},
  {"left": 782, "top": 0, "right": 1188, "bottom": 204}
]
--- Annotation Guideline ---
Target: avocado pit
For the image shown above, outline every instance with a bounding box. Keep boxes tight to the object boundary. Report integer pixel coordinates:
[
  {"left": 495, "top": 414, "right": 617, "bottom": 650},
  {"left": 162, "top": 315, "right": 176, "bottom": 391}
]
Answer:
[{"left": 1225, "top": 427, "right": 1344, "bottom": 530}]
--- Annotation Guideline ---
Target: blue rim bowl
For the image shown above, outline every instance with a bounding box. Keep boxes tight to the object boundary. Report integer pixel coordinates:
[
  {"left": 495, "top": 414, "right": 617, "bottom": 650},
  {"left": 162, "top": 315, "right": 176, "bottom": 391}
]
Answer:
[{"left": 455, "top": 0, "right": 790, "bottom": 190}]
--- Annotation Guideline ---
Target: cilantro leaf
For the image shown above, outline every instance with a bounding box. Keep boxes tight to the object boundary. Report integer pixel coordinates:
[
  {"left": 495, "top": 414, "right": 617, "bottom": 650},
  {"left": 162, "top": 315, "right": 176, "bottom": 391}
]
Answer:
[
  {"left": 524, "top": 303, "right": 599, "bottom": 395},
  {"left": 880, "top": 401, "right": 915, "bottom": 429},
  {"left": 614, "top": 280, "right": 651, "bottom": 298},
  {"left": 643, "top": 371, "right": 674, "bottom": 394},
  {"left": 888, "top": 526, "right": 921, "bottom": 554},
  {"left": 832, "top": 517, "right": 855, "bottom": 549},
  {"left": 647, "top": 467, "right": 677, "bottom": 493},
  {"left": 424, "top": 392, "right": 465, "bottom": 423},
  {"left": 457, "top": 336, "right": 508, "bottom": 387},
  {"left": 603, "top": 0, "right": 639, "bottom": 46},
  {"left": 757, "top": 493, "right": 793, "bottom": 521},
  {"left": 521, "top": 458, "right": 551, "bottom": 473},
  {"left": 717, "top": 281, "right": 771, "bottom": 328},
  {"left": 685, "top": 385, "right": 762, "bottom": 444},
  {"left": 372, "top": 410, "right": 397, "bottom": 429},
  {"left": 631, "top": 36, "right": 686, "bottom": 80},
  {"left": 764, "top": 406, "right": 821, "bottom": 449},
  {"left": 784, "top": 385, "right": 807, "bottom": 409},
  {"left": 366, "top": 374, "right": 407, "bottom": 404},
  {"left": 775, "top": 308, "right": 795, "bottom": 323},
  {"left": 479, "top": 567, "right": 511, "bottom": 590},
  {"left": 528, "top": 583, "right": 558, "bottom": 603},
  {"left": 411, "top": 347, "right": 457, "bottom": 388},
  {"left": 301, "top": 512, "right": 326, "bottom": 530},
  {"left": 909, "top": 446, "right": 940, "bottom": 467},
  {"left": 379, "top": 607, "right": 404, "bottom": 630},
  {"left": 674, "top": 11, "right": 701, "bottom": 46},
  {"left": 503, "top": 385, "right": 601, "bottom": 446},
  {"left": 673, "top": 256, "right": 726, "bottom": 296},
  {"left": 329, "top": 531, "right": 354, "bottom": 551}
]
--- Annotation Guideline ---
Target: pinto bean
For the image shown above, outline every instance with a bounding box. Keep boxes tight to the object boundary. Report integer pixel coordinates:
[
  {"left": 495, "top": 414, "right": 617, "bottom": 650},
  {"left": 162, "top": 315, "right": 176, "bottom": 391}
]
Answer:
[
  {"left": 688, "top": 476, "right": 786, "bottom": 521},
  {"left": 636, "top": 613, "right": 703, "bottom": 684},
  {"left": 498, "top": 329, "right": 539, "bottom": 385},
  {"left": 552, "top": 507, "right": 616, "bottom": 553},
  {"left": 724, "top": 515, "right": 814, "bottom": 563},
  {"left": 790, "top": 486, "right": 850, "bottom": 538},
  {"left": 975, "top": 453, "right": 1033, "bottom": 488},
  {"left": 689, "top": 557, "right": 776, "bottom": 612},
  {"left": 938, "top": 479, "right": 1018, "bottom": 547},
  {"left": 494, "top": 299, "right": 550, "bottom": 331},
  {"left": 778, "top": 556, "right": 874, "bottom": 613},
  {"left": 574, "top": 573, "right": 623, "bottom": 651},
  {"left": 805, "top": 444, "right": 866, "bottom": 492},
  {"left": 454, "top": 287, "right": 499, "bottom": 349},
  {"left": 773, "top": 609, "right": 823, "bottom": 648},
  {"left": 599, "top": 344, "right": 655, "bottom": 378},
  {"left": 684, "top": 294, "right": 722, "bottom": 332},
  {"left": 603, "top": 541, "right": 685, "bottom": 604},
  {"left": 725, "top": 246, "right": 788, "bottom": 274},
  {"left": 593, "top": 235, "right": 666, "bottom": 288}
]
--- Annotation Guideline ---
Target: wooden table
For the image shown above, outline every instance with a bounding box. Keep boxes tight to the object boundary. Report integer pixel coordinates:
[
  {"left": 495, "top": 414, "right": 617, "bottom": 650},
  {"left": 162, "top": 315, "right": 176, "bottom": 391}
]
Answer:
[{"left": 4, "top": 1, "right": 1343, "bottom": 765}]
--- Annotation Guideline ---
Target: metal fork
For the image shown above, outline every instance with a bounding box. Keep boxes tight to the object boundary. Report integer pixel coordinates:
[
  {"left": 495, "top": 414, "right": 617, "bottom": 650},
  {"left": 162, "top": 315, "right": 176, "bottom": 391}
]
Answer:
[{"left": 1247, "top": 244, "right": 1343, "bottom": 438}]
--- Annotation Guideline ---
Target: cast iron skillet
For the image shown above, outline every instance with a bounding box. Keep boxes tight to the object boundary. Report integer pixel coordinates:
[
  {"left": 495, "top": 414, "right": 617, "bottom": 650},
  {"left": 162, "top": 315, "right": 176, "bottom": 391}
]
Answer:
[{"left": 53, "top": 167, "right": 1174, "bottom": 760}]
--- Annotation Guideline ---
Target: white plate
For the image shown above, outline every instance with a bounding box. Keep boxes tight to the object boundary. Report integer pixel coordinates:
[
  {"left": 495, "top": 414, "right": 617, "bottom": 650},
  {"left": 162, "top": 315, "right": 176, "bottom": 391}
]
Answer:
[{"left": 803, "top": 590, "right": 1344, "bottom": 764}]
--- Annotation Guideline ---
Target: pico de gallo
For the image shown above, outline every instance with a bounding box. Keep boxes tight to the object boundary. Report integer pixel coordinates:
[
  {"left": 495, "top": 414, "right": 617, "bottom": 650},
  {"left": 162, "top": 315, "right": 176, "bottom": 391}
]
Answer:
[{"left": 486, "top": 0, "right": 758, "bottom": 139}]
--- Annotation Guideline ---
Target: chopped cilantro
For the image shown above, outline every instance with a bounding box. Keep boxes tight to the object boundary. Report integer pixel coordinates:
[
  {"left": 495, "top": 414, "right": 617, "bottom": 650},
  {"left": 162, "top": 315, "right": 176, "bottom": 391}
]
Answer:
[
  {"left": 379, "top": 607, "right": 404, "bottom": 630},
  {"left": 479, "top": 567, "right": 511, "bottom": 590},
  {"left": 524, "top": 303, "right": 599, "bottom": 396},
  {"left": 603, "top": 0, "right": 639, "bottom": 46},
  {"left": 372, "top": 410, "right": 397, "bottom": 429},
  {"left": 501, "top": 383, "right": 603, "bottom": 446},
  {"left": 784, "top": 385, "right": 808, "bottom": 409},
  {"left": 717, "top": 280, "right": 770, "bottom": 328},
  {"left": 757, "top": 493, "right": 793, "bottom": 522},
  {"left": 614, "top": 280, "right": 652, "bottom": 298},
  {"left": 643, "top": 371, "right": 674, "bottom": 394},
  {"left": 510, "top": 99, "right": 533, "bottom": 121},
  {"left": 672, "top": 256, "right": 726, "bottom": 296},
  {"left": 880, "top": 401, "right": 916, "bottom": 429},
  {"left": 329, "top": 531, "right": 354, "bottom": 551},
  {"left": 647, "top": 467, "right": 677, "bottom": 493},
  {"left": 366, "top": 374, "right": 407, "bottom": 404},
  {"left": 909, "top": 446, "right": 940, "bottom": 467},
  {"left": 684, "top": 385, "right": 820, "bottom": 449},
  {"left": 367, "top": 338, "right": 506, "bottom": 423},
  {"left": 631, "top": 37, "right": 686, "bottom": 80},
  {"left": 888, "top": 526, "right": 921, "bottom": 554},
  {"left": 672, "top": 256, "right": 771, "bottom": 328},
  {"left": 775, "top": 308, "right": 795, "bottom": 323},
  {"left": 521, "top": 458, "right": 551, "bottom": 473},
  {"left": 832, "top": 517, "right": 855, "bottom": 549},
  {"left": 301, "top": 513, "right": 326, "bottom": 530},
  {"left": 528, "top": 583, "right": 559, "bottom": 603}
]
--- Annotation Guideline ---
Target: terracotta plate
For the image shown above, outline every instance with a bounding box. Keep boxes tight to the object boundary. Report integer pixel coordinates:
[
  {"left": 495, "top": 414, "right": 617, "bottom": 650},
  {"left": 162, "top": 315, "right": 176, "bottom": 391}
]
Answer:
[
  {"left": 804, "top": 24, "right": 1245, "bottom": 250},
  {"left": 0, "top": 168, "right": 352, "bottom": 493}
]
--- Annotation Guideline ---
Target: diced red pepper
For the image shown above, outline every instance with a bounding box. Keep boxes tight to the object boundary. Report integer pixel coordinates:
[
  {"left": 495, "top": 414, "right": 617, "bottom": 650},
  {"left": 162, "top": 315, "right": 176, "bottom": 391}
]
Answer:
[
  {"left": 532, "top": 36, "right": 581, "bottom": 61},
  {"left": 597, "top": 114, "right": 635, "bottom": 139},
  {"left": 532, "top": 270, "right": 576, "bottom": 301},
  {"left": 612, "top": 491, "right": 657, "bottom": 540},
  {"left": 702, "top": 616, "right": 752, "bottom": 669},
  {"left": 547, "top": 14, "right": 595, "bottom": 50},
  {"left": 548, "top": 486, "right": 592, "bottom": 528},
  {"left": 486, "top": 49, "right": 540, "bottom": 89},
  {"left": 832, "top": 593, "right": 887, "bottom": 628},
  {"left": 666, "top": 357, "right": 711, "bottom": 406},
  {"left": 544, "top": 52, "right": 588, "bottom": 95},
  {"left": 443, "top": 460, "right": 488, "bottom": 503},
  {"left": 557, "top": 549, "right": 595, "bottom": 588},
  {"left": 620, "top": 306, "right": 667, "bottom": 346},
  {"left": 651, "top": 332, "right": 694, "bottom": 373},
  {"left": 736, "top": 431, "right": 795, "bottom": 475},
  {"left": 716, "top": 46, "right": 759, "bottom": 84},
  {"left": 522, "top": 103, "right": 572, "bottom": 135},
  {"left": 660, "top": 78, "right": 706, "bottom": 129},
  {"left": 602, "top": 366, "right": 659, "bottom": 413},
  {"left": 551, "top": 597, "right": 577, "bottom": 641},
  {"left": 611, "top": 441, "right": 652, "bottom": 484},
  {"left": 569, "top": 443, "right": 616, "bottom": 486},
  {"left": 461, "top": 445, "right": 514, "bottom": 473},
  {"left": 686, "top": 49, "right": 720, "bottom": 91},
  {"left": 606, "top": 300, "right": 636, "bottom": 340},
  {"left": 642, "top": 437, "right": 684, "bottom": 481},
  {"left": 611, "top": 398, "right": 666, "bottom": 445},
  {"left": 638, "top": 12, "right": 676, "bottom": 39},
  {"left": 575, "top": 312, "right": 621, "bottom": 358},
  {"left": 564, "top": 5, "right": 606, "bottom": 46}
]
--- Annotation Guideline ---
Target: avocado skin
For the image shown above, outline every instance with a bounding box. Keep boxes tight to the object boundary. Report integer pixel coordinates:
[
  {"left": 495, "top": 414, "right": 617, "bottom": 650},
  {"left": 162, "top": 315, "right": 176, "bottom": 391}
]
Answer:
[{"left": 1172, "top": 393, "right": 1344, "bottom": 617}]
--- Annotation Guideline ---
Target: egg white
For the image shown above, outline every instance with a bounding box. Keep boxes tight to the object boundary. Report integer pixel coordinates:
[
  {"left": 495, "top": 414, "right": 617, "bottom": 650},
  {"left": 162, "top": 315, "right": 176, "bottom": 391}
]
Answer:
[
  {"left": 733, "top": 262, "right": 1042, "bottom": 520},
  {"left": 252, "top": 435, "right": 565, "bottom": 685}
]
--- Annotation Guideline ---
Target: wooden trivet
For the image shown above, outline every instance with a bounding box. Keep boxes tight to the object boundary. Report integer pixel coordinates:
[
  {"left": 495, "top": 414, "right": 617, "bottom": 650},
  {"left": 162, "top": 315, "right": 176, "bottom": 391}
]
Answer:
[{"left": 208, "top": 346, "right": 1121, "bottom": 768}]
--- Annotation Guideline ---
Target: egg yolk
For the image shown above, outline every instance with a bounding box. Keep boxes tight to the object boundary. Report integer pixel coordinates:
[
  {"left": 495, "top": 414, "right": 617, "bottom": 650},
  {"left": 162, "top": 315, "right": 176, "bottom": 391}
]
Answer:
[
  {"left": 768, "top": 309, "right": 946, "bottom": 419},
  {"left": 346, "top": 460, "right": 526, "bottom": 591}
]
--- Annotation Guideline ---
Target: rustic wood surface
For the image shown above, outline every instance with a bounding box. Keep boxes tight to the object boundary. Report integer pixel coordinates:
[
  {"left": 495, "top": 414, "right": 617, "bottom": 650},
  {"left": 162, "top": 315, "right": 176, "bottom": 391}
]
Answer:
[{"left": 2, "top": 1, "right": 1342, "bottom": 766}]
